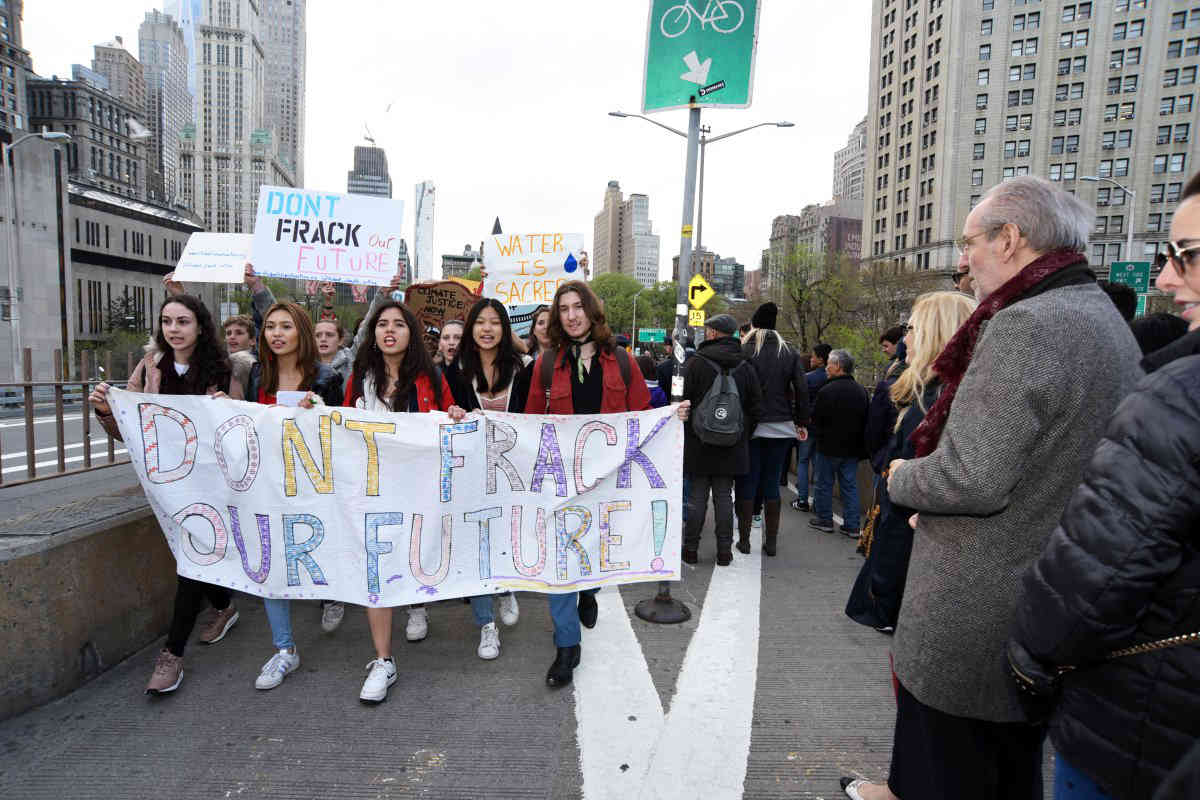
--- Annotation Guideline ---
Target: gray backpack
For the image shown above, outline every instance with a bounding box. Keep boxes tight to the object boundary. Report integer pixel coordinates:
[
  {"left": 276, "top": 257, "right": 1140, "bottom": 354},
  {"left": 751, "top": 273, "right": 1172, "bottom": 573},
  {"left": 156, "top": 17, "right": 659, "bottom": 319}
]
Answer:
[{"left": 691, "top": 355, "right": 744, "bottom": 446}]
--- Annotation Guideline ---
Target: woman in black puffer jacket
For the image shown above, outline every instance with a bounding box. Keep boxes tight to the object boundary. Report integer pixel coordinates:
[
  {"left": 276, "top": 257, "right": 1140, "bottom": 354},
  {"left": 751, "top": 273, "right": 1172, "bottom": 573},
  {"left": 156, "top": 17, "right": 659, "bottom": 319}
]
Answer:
[{"left": 1009, "top": 190, "right": 1200, "bottom": 800}]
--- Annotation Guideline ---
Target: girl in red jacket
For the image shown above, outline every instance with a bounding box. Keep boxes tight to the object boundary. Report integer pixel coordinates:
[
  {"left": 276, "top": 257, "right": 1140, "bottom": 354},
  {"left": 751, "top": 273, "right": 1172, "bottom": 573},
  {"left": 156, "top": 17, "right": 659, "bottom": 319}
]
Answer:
[{"left": 345, "top": 300, "right": 465, "bottom": 703}]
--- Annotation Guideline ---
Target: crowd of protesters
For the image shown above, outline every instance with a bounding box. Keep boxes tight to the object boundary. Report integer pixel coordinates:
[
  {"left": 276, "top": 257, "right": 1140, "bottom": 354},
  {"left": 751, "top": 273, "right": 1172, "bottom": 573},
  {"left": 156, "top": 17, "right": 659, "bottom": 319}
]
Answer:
[{"left": 82, "top": 170, "right": 1200, "bottom": 800}]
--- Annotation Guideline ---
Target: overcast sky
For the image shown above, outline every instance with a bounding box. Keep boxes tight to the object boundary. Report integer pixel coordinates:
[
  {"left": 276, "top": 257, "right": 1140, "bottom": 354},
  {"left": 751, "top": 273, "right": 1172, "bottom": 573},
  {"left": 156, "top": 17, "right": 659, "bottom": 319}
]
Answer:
[{"left": 24, "top": 1, "right": 870, "bottom": 282}]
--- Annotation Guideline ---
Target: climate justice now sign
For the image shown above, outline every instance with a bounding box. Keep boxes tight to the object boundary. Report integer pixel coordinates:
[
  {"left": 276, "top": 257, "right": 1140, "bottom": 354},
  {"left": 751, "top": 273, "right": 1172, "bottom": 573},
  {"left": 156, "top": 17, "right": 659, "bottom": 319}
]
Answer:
[
  {"left": 106, "top": 390, "right": 683, "bottom": 606},
  {"left": 250, "top": 186, "right": 404, "bottom": 286}
]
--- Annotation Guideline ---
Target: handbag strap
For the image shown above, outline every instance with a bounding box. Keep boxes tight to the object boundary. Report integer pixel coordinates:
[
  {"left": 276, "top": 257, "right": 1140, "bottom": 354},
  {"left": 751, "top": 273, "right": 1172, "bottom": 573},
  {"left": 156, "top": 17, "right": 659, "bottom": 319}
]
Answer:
[{"left": 1060, "top": 630, "right": 1200, "bottom": 675}]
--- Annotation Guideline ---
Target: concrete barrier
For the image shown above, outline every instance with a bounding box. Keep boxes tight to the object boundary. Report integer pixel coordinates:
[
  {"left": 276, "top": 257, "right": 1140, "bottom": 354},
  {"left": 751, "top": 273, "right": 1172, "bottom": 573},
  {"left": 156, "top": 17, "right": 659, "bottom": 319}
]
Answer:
[{"left": 0, "top": 509, "right": 175, "bottom": 720}]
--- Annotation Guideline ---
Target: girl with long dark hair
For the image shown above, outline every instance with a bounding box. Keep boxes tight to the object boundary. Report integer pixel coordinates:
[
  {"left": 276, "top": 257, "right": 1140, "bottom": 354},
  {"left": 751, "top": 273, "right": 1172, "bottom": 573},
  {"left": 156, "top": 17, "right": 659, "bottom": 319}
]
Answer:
[
  {"left": 344, "top": 300, "right": 466, "bottom": 703},
  {"left": 525, "top": 304, "right": 552, "bottom": 359},
  {"left": 247, "top": 302, "right": 346, "bottom": 692},
  {"left": 89, "top": 294, "right": 241, "bottom": 695},
  {"left": 443, "top": 298, "right": 531, "bottom": 660}
]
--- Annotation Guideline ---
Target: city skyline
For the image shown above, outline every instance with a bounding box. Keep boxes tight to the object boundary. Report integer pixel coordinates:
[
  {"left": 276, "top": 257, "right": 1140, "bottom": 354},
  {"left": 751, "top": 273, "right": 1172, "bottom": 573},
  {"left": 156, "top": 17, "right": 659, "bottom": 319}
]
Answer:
[{"left": 20, "top": 1, "right": 871, "bottom": 283}]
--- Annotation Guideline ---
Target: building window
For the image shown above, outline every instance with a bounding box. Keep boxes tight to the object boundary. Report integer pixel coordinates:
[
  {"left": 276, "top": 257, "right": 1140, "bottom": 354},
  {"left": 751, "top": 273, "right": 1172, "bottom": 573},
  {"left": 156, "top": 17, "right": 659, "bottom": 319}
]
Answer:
[
  {"left": 975, "top": 117, "right": 987, "bottom": 134},
  {"left": 980, "top": 43, "right": 991, "bottom": 60},
  {"left": 971, "top": 169, "right": 984, "bottom": 186},
  {"left": 1169, "top": 153, "right": 1187, "bottom": 173},
  {"left": 1114, "top": 158, "right": 1129, "bottom": 177},
  {"left": 974, "top": 143, "right": 986, "bottom": 160},
  {"left": 977, "top": 93, "right": 989, "bottom": 109},
  {"left": 1154, "top": 154, "right": 1169, "bottom": 173},
  {"left": 981, "top": 18, "right": 993, "bottom": 35},
  {"left": 1050, "top": 163, "right": 1062, "bottom": 181},
  {"left": 979, "top": 68, "right": 991, "bottom": 85}
]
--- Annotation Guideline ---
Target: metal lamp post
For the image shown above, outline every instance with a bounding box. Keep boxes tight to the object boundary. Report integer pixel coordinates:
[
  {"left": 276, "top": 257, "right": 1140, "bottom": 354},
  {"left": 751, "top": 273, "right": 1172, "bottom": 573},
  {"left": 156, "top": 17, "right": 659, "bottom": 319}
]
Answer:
[
  {"left": 1081, "top": 175, "right": 1137, "bottom": 264},
  {"left": 609, "top": 110, "right": 792, "bottom": 624},
  {"left": 631, "top": 286, "right": 648, "bottom": 349},
  {"left": 3, "top": 129, "right": 72, "bottom": 377}
]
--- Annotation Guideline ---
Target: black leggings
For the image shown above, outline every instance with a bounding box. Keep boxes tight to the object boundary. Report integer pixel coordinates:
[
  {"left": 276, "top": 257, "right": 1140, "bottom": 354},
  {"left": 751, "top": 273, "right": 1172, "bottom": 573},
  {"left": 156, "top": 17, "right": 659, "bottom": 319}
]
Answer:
[{"left": 165, "top": 576, "right": 232, "bottom": 657}]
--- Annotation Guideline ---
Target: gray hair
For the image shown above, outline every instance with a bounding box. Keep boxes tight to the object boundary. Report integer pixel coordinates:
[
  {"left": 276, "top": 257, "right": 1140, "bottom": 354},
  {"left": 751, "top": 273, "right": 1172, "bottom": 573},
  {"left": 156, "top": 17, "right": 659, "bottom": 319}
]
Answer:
[
  {"left": 828, "top": 349, "right": 855, "bottom": 375},
  {"left": 978, "top": 176, "right": 1091, "bottom": 253}
]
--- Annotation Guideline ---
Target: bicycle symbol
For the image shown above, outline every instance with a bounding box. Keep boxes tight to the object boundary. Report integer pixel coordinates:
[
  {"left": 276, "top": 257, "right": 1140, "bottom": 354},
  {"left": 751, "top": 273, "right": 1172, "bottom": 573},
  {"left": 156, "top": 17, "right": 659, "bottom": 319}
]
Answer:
[{"left": 660, "top": 0, "right": 746, "bottom": 38}]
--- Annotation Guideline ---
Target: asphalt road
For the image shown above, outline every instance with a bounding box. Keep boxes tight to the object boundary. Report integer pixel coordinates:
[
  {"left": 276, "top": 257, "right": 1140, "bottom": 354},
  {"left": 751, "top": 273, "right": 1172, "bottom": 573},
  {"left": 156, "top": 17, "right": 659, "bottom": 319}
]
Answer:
[{"left": 0, "top": 404, "right": 127, "bottom": 480}]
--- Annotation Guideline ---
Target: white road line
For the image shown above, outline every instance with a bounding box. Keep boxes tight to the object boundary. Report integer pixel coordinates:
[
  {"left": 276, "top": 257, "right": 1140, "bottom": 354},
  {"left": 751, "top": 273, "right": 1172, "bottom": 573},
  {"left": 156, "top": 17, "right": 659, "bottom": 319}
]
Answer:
[
  {"left": 576, "top": 589, "right": 665, "bottom": 800},
  {"left": 0, "top": 414, "right": 83, "bottom": 429},
  {"left": 1, "top": 448, "right": 127, "bottom": 475},
  {"left": 0, "top": 439, "right": 113, "bottom": 461},
  {"left": 639, "top": 552, "right": 763, "bottom": 800}
]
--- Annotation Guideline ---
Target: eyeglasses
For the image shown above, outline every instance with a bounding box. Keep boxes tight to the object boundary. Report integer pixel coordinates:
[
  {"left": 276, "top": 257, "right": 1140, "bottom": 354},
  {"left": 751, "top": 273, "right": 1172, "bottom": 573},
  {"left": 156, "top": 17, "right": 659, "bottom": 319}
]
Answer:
[
  {"left": 1164, "top": 240, "right": 1200, "bottom": 276},
  {"left": 956, "top": 224, "right": 1004, "bottom": 254}
]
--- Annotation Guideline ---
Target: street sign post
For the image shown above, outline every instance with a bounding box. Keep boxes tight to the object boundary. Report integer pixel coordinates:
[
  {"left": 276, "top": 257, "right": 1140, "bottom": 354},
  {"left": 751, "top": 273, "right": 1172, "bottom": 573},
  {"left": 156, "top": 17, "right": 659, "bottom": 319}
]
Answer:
[
  {"left": 638, "top": 328, "right": 667, "bottom": 343},
  {"left": 1136, "top": 294, "right": 1147, "bottom": 317},
  {"left": 688, "top": 308, "right": 706, "bottom": 326},
  {"left": 688, "top": 273, "right": 716, "bottom": 308},
  {"left": 1109, "top": 261, "right": 1151, "bottom": 293},
  {"left": 642, "top": 0, "right": 761, "bottom": 113}
]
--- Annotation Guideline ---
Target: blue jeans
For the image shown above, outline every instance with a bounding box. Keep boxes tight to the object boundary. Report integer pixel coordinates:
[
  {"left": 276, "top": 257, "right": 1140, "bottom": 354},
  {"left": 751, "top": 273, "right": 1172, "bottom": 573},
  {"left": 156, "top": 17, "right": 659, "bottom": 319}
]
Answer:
[
  {"left": 548, "top": 588, "right": 599, "bottom": 647},
  {"left": 813, "top": 452, "right": 861, "bottom": 532},
  {"left": 735, "top": 437, "right": 793, "bottom": 504},
  {"left": 793, "top": 437, "right": 814, "bottom": 499},
  {"left": 470, "top": 595, "right": 494, "bottom": 626},
  {"left": 263, "top": 598, "right": 294, "bottom": 650},
  {"left": 1055, "top": 754, "right": 1112, "bottom": 800}
]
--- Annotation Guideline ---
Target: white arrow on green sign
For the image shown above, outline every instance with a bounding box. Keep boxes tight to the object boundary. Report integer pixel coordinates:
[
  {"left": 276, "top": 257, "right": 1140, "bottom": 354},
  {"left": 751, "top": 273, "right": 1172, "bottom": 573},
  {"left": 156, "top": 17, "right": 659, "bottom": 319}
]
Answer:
[{"left": 642, "top": 0, "right": 761, "bottom": 113}]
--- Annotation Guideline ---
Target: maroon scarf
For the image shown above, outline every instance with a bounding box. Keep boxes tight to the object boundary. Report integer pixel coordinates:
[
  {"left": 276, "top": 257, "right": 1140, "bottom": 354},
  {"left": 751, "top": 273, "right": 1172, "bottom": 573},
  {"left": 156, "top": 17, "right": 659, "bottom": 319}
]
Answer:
[{"left": 909, "top": 249, "right": 1086, "bottom": 457}]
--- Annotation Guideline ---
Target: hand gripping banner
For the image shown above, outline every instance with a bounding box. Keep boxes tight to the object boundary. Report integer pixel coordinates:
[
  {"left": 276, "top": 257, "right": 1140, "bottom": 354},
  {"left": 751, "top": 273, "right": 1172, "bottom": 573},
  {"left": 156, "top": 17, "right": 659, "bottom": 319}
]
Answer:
[{"left": 107, "top": 390, "right": 684, "bottom": 607}]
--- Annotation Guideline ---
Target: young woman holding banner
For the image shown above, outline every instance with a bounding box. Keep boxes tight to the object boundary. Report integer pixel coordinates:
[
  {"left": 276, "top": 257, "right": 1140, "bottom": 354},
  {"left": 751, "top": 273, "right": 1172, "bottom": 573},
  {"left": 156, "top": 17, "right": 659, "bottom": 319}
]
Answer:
[
  {"left": 247, "top": 302, "right": 346, "bottom": 691},
  {"left": 343, "top": 300, "right": 465, "bottom": 703},
  {"left": 89, "top": 294, "right": 243, "bottom": 696},
  {"left": 524, "top": 281, "right": 689, "bottom": 688},
  {"left": 443, "top": 298, "right": 531, "bottom": 660}
]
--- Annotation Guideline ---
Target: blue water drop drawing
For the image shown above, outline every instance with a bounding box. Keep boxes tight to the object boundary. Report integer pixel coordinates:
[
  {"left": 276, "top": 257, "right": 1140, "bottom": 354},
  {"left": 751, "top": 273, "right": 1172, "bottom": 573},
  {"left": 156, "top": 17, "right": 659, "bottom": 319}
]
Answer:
[{"left": 564, "top": 253, "right": 578, "bottom": 273}]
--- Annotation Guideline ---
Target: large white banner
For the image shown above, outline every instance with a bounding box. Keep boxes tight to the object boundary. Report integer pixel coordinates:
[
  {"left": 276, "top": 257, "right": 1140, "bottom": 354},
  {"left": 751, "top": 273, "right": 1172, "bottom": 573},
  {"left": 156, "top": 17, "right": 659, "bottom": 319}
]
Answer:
[
  {"left": 251, "top": 186, "right": 404, "bottom": 286},
  {"left": 107, "top": 390, "right": 683, "bottom": 607}
]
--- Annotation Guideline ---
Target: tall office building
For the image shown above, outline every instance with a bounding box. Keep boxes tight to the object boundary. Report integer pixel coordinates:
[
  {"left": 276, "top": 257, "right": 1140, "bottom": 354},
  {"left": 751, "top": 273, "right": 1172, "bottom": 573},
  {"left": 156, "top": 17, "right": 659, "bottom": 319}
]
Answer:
[
  {"left": 180, "top": 0, "right": 295, "bottom": 233},
  {"left": 0, "top": 0, "right": 32, "bottom": 135},
  {"left": 162, "top": 0, "right": 200, "bottom": 117},
  {"left": 863, "top": 0, "right": 1200, "bottom": 276},
  {"left": 413, "top": 181, "right": 436, "bottom": 282},
  {"left": 140, "top": 11, "right": 192, "bottom": 207},
  {"left": 833, "top": 116, "right": 869, "bottom": 202},
  {"left": 92, "top": 38, "right": 147, "bottom": 113},
  {"left": 592, "top": 180, "right": 661, "bottom": 287},
  {"left": 262, "top": 0, "right": 305, "bottom": 185},
  {"left": 760, "top": 200, "right": 863, "bottom": 289},
  {"left": 347, "top": 145, "right": 392, "bottom": 198}
]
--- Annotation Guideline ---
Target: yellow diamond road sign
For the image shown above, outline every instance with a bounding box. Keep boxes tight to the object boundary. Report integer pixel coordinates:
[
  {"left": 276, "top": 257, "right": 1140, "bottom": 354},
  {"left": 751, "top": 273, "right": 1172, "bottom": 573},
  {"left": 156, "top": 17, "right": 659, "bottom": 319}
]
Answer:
[
  {"left": 688, "top": 308, "right": 706, "bottom": 326},
  {"left": 688, "top": 274, "right": 715, "bottom": 309}
]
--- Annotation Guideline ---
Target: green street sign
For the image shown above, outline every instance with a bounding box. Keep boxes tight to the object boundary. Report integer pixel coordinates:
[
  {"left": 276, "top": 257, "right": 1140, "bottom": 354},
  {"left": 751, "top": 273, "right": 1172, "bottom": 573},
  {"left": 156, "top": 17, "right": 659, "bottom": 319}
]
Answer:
[
  {"left": 1136, "top": 294, "right": 1147, "bottom": 317},
  {"left": 1109, "top": 261, "right": 1151, "bottom": 294},
  {"left": 642, "top": 0, "right": 761, "bottom": 113},
  {"left": 638, "top": 328, "right": 667, "bottom": 343}
]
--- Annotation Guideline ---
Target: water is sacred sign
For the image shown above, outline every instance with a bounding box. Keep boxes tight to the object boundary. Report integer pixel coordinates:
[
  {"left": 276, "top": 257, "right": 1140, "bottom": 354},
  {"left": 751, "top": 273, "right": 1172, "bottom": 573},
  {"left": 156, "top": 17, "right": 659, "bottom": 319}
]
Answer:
[{"left": 643, "top": 0, "right": 761, "bottom": 113}]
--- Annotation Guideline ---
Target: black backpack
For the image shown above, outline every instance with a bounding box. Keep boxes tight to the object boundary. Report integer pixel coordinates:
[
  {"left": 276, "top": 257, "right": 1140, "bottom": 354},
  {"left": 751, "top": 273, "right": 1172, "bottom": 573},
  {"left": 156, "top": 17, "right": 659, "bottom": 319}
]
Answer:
[{"left": 691, "top": 354, "right": 744, "bottom": 446}]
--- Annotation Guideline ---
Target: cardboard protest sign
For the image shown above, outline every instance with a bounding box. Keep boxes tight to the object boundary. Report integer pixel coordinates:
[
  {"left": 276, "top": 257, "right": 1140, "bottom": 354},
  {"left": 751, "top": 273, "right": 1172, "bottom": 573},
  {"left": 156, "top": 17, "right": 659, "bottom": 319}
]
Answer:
[
  {"left": 106, "top": 389, "right": 683, "bottom": 606},
  {"left": 251, "top": 186, "right": 404, "bottom": 286},
  {"left": 484, "top": 233, "right": 586, "bottom": 335},
  {"left": 404, "top": 280, "right": 477, "bottom": 356},
  {"left": 173, "top": 233, "right": 253, "bottom": 284}
]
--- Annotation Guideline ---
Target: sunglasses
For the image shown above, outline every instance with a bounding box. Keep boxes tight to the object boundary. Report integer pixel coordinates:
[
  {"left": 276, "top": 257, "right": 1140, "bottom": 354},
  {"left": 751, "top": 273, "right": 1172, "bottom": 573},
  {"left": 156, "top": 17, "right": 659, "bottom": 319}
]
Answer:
[{"left": 1164, "top": 240, "right": 1200, "bottom": 276}]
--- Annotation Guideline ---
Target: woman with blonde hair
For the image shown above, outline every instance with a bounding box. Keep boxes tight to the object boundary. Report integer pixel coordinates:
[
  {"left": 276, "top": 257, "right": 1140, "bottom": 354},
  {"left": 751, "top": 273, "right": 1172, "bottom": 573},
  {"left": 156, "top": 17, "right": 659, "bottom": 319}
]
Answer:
[{"left": 844, "top": 290, "right": 977, "bottom": 636}]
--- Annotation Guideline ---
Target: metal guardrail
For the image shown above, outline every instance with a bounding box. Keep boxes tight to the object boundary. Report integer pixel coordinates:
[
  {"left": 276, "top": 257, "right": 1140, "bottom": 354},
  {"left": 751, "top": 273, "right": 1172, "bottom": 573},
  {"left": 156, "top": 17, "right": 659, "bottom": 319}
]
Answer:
[{"left": 0, "top": 348, "right": 131, "bottom": 487}]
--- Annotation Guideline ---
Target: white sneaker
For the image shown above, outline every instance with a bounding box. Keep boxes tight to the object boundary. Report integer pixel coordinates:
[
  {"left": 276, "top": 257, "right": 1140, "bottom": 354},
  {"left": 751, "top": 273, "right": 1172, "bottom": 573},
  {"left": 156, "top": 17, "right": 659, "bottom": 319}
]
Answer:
[
  {"left": 477, "top": 622, "right": 500, "bottom": 660},
  {"left": 405, "top": 607, "right": 428, "bottom": 642},
  {"left": 359, "top": 657, "right": 397, "bottom": 703},
  {"left": 321, "top": 601, "right": 345, "bottom": 633},
  {"left": 498, "top": 593, "right": 519, "bottom": 626},
  {"left": 254, "top": 648, "right": 299, "bottom": 690}
]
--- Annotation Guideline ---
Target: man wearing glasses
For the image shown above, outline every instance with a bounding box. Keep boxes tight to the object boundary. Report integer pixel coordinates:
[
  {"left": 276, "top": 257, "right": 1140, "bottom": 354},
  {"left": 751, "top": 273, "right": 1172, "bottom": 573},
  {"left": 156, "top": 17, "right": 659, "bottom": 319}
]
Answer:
[{"left": 843, "top": 176, "right": 1143, "bottom": 800}]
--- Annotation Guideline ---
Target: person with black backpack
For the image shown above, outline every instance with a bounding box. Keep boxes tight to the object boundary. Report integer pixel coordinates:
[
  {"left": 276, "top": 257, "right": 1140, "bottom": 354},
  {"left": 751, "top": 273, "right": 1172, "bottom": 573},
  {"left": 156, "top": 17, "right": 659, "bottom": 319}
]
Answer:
[{"left": 681, "top": 314, "right": 762, "bottom": 565}]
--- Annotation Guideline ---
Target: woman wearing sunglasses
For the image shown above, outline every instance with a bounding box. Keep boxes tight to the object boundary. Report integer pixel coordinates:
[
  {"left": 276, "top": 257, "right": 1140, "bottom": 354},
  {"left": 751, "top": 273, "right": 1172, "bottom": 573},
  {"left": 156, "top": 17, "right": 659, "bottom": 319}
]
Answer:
[{"left": 1005, "top": 170, "right": 1200, "bottom": 800}]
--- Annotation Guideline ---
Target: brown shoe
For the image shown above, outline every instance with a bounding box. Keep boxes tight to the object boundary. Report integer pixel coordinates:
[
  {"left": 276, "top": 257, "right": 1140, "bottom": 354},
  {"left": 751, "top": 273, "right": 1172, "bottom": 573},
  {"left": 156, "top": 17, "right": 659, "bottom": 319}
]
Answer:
[
  {"left": 198, "top": 605, "right": 239, "bottom": 645},
  {"left": 145, "top": 649, "right": 184, "bottom": 695}
]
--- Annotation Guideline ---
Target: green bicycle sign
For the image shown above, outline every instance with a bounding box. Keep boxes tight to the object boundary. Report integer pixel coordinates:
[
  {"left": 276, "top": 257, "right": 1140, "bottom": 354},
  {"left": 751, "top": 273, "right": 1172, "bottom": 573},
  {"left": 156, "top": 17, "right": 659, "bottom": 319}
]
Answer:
[{"left": 642, "top": 0, "right": 761, "bottom": 113}]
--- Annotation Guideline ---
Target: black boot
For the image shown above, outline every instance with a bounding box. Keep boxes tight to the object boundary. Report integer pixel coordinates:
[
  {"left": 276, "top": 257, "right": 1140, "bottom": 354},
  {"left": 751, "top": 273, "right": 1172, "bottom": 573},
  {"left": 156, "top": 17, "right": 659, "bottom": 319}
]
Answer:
[
  {"left": 763, "top": 500, "right": 782, "bottom": 557},
  {"left": 578, "top": 592, "right": 598, "bottom": 629},
  {"left": 546, "top": 645, "right": 581, "bottom": 688},
  {"left": 735, "top": 500, "right": 754, "bottom": 554}
]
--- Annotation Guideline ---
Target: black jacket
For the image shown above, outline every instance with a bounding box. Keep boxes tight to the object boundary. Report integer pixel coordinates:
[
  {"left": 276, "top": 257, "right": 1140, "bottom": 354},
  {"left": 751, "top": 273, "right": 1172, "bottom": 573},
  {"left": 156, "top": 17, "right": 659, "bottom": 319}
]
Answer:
[
  {"left": 810, "top": 374, "right": 869, "bottom": 459},
  {"left": 681, "top": 336, "right": 762, "bottom": 475},
  {"left": 244, "top": 361, "right": 345, "bottom": 407},
  {"left": 444, "top": 359, "right": 530, "bottom": 413},
  {"left": 741, "top": 334, "right": 809, "bottom": 427},
  {"left": 1011, "top": 349, "right": 1200, "bottom": 800},
  {"left": 864, "top": 362, "right": 906, "bottom": 473}
]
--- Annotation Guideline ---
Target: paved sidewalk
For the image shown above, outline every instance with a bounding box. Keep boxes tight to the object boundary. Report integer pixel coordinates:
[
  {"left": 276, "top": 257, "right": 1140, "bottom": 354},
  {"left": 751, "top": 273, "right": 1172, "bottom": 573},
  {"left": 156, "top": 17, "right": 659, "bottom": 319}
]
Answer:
[{"left": 0, "top": 495, "right": 907, "bottom": 799}]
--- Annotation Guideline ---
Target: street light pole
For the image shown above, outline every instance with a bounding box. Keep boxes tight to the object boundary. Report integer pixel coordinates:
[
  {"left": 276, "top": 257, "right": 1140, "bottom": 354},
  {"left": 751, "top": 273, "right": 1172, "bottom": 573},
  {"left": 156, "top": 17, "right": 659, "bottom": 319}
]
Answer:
[
  {"left": 631, "top": 286, "right": 648, "bottom": 349},
  {"left": 1082, "top": 175, "right": 1137, "bottom": 265},
  {"left": 3, "top": 129, "right": 72, "bottom": 378}
]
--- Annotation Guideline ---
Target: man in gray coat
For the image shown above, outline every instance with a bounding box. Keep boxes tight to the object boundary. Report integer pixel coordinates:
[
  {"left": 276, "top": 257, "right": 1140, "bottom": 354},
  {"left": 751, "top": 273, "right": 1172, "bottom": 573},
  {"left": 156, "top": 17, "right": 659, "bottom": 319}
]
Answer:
[{"left": 841, "top": 177, "right": 1143, "bottom": 800}]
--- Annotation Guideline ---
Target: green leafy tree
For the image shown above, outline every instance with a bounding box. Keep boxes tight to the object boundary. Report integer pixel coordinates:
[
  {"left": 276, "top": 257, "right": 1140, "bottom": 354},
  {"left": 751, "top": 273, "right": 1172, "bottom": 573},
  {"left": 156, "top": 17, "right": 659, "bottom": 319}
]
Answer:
[
  {"left": 465, "top": 265, "right": 483, "bottom": 281},
  {"left": 590, "top": 272, "right": 646, "bottom": 336}
]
